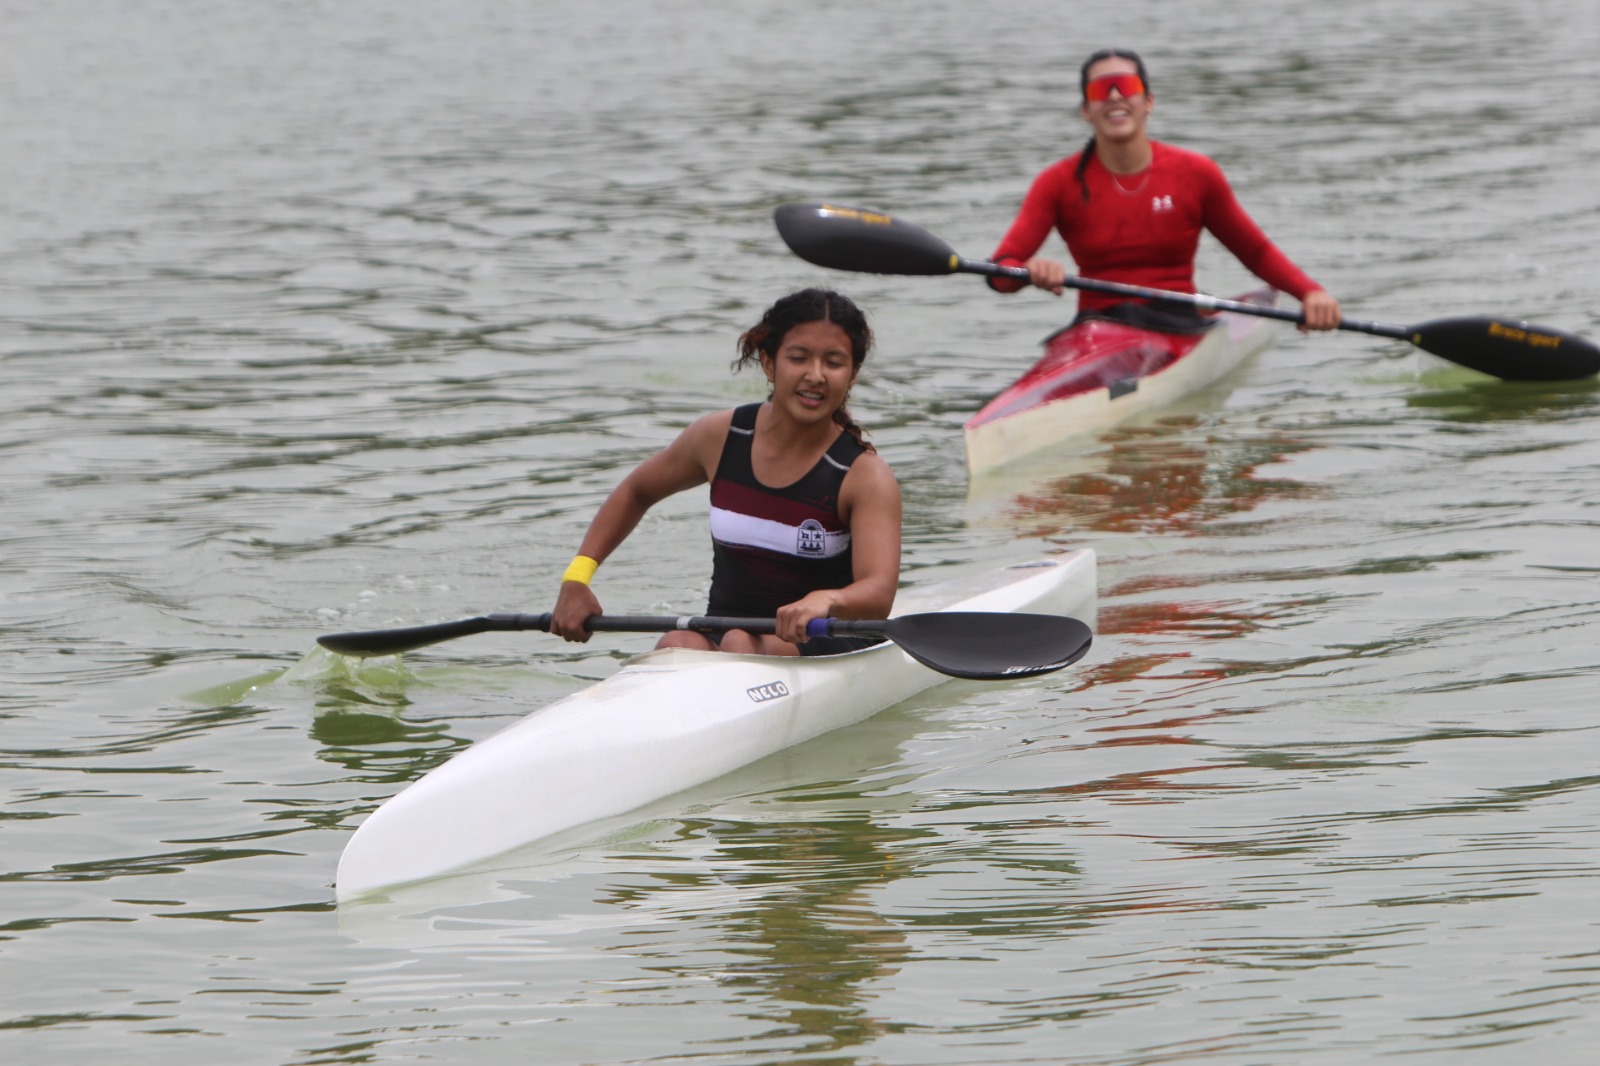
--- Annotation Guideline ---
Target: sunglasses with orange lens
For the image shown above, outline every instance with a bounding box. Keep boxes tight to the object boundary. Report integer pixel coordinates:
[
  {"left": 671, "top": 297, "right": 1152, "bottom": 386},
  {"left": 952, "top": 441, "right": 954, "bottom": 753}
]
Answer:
[{"left": 1084, "top": 72, "right": 1146, "bottom": 101}]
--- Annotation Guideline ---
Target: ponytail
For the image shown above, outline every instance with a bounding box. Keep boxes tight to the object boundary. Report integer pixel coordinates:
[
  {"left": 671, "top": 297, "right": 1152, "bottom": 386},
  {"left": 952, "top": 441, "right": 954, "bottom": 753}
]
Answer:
[
  {"left": 1073, "top": 135, "right": 1097, "bottom": 203},
  {"left": 831, "top": 407, "right": 871, "bottom": 451}
]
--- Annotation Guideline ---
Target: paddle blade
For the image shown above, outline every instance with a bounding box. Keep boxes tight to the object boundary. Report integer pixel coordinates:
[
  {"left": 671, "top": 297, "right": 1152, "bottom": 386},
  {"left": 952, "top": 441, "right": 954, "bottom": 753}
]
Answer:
[
  {"left": 1408, "top": 316, "right": 1600, "bottom": 381},
  {"left": 877, "top": 611, "right": 1093, "bottom": 681},
  {"left": 318, "top": 617, "right": 495, "bottom": 657},
  {"left": 317, "top": 613, "right": 554, "bottom": 658},
  {"left": 773, "top": 202, "right": 961, "bottom": 276}
]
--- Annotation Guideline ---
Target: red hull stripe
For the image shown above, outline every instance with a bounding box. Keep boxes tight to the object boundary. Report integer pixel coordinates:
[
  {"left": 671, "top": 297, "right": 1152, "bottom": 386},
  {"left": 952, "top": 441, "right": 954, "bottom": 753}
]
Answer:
[{"left": 965, "top": 319, "right": 1205, "bottom": 430}]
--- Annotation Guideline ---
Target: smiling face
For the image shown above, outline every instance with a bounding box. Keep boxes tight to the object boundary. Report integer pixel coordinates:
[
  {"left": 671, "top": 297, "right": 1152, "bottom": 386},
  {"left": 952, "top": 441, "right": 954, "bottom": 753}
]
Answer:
[
  {"left": 1080, "top": 55, "right": 1153, "bottom": 145},
  {"left": 760, "top": 319, "right": 859, "bottom": 426}
]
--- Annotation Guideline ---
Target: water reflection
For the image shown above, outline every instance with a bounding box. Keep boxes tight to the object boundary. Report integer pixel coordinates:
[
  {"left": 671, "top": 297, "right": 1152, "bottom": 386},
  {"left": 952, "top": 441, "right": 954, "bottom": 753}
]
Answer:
[
  {"left": 330, "top": 730, "right": 937, "bottom": 1059},
  {"left": 969, "top": 423, "right": 1320, "bottom": 541},
  {"left": 310, "top": 708, "right": 470, "bottom": 785},
  {"left": 1406, "top": 374, "right": 1600, "bottom": 424},
  {"left": 628, "top": 814, "right": 924, "bottom": 1055}
]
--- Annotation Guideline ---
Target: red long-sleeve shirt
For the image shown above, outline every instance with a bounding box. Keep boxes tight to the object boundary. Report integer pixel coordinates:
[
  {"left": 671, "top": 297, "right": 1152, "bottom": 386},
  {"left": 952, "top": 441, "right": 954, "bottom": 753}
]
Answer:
[{"left": 989, "top": 141, "right": 1322, "bottom": 312}]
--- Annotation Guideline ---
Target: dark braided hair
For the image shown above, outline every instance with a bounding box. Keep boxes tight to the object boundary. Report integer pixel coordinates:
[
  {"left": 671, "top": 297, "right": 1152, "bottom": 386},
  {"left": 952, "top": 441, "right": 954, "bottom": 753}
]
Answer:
[
  {"left": 733, "top": 288, "right": 875, "bottom": 451},
  {"left": 1074, "top": 48, "right": 1153, "bottom": 203}
]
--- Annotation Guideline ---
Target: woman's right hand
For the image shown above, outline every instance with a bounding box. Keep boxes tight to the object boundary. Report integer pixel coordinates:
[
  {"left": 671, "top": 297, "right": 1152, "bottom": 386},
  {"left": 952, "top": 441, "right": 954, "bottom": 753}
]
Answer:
[
  {"left": 550, "top": 580, "right": 603, "bottom": 643},
  {"left": 1026, "top": 257, "right": 1067, "bottom": 295}
]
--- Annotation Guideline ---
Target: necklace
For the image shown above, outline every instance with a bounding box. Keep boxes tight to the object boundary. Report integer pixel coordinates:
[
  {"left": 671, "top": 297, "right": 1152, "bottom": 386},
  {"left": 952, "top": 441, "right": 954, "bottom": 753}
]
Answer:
[{"left": 1108, "top": 167, "right": 1151, "bottom": 197}]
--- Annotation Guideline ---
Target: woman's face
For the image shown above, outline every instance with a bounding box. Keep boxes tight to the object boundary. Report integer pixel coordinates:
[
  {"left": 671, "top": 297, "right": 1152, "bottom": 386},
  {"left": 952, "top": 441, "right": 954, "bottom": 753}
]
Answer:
[
  {"left": 1080, "top": 56, "right": 1152, "bottom": 144},
  {"left": 759, "top": 319, "right": 859, "bottom": 427}
]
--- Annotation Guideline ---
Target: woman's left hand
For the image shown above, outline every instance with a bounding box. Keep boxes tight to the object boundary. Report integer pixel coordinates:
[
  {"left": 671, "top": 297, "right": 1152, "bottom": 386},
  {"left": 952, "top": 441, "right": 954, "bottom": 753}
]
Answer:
[
  {"left": 774, "top": 590, "right": 840, "bottom": 646},
  {"left": 1299, "top": 290, "right": 1342, "bottom": 332}
]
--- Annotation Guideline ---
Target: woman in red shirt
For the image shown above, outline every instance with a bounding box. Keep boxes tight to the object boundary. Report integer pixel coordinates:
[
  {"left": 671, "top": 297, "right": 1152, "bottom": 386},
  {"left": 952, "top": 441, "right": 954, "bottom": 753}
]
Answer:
[{"left": 989, "top": 48, "right": 1342, "bottom": 332}]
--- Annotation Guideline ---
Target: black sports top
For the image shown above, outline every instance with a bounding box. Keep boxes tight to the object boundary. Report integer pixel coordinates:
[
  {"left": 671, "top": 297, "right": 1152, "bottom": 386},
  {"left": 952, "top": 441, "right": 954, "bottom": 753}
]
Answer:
[{"left": 706, "top": 403, "right": 864, "bottom": 619}]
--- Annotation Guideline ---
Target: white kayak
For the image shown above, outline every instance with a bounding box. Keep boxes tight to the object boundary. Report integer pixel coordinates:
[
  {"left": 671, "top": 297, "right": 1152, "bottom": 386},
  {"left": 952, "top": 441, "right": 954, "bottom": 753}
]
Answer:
[
  {"left": 335, "top": 551, "right": 1097, "bottom": 900},
  {"left": 963, "top": 289, "right": 1280, "bottom": 476}
]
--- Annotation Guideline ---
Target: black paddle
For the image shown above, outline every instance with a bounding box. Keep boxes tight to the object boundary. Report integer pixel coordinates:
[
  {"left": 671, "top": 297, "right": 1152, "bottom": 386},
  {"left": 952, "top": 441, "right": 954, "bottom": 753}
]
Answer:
[
  {"left": 773, "top": 202, "right": 1600, "bottom": 382},
  {"left": 317, "top": 610, "right": 1092, "bottom": 682}
]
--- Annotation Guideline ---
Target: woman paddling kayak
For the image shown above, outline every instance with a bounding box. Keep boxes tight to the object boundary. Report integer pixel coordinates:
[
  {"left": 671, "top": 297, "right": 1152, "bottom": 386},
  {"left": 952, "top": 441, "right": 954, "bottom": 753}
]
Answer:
[
  {"left": 989, "top": 47, "right": 1342, "bottom": 333},
  {"left": 550, "top": 288, "right": 901, "bottom": 656}
]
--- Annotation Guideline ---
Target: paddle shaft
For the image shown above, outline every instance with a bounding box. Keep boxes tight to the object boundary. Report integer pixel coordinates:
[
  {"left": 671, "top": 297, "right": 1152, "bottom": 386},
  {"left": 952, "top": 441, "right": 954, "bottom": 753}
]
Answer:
[
  {"left": 316, "top": 611, "right": 1033, "bottom": 649},
  {"left": 317, "top": 611, "right": 849, "bottom": 657},
  {"left": 964, "top": 257, "right": 1413, "bottom": 339},
  {"left": 467, "top": 612, "right": 849, "bottom": 638}
]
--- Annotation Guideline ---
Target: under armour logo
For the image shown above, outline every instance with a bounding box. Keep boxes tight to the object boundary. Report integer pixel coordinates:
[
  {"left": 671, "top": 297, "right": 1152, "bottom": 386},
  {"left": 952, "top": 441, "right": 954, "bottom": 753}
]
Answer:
[{"left": 1151, "top": 195, "right": 1174, "bottom": 212}]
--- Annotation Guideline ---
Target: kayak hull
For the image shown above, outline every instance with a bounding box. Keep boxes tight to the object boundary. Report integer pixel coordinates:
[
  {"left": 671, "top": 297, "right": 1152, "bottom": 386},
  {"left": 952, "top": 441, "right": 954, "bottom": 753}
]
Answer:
[
  {"left": 964, "top": 289, "right": 1279, "bottom": 475},
  {"left": 335, "top": 551, "right": 1097, "bottom": 900}
]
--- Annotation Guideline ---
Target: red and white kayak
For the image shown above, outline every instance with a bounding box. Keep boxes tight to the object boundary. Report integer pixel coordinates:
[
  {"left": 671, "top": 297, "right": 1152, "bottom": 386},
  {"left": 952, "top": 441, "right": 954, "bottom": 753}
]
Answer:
[{"left": 963, "top": 289, "right": 1279, "bottom": 475}]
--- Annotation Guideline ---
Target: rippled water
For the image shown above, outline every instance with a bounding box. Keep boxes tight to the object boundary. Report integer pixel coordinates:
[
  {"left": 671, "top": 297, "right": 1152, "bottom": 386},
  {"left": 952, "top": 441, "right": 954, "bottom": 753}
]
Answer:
[{"left": 5, "top": 1, "right": 1600, "bottom": 1063}]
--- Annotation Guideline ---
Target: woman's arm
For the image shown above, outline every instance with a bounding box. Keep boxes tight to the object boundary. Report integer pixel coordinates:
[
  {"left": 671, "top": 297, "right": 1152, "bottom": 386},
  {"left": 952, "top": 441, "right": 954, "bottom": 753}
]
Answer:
[
  {"left": 988, "top": 162, "right": 1073, "bottom": 294},
  {"left": 772, "top": 451, "right": 901, "bottom": 645},
  {"left": 549, "top": 410, "right": 730, "bottom": 641},
  {"left": 1197, "top": 155, "right": 1341, "bottom": 327}
]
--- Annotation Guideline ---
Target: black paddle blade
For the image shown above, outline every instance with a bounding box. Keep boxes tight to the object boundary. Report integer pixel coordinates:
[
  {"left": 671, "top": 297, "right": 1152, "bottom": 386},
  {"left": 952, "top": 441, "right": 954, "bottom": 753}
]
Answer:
[
  {"left": 773, "top": 202, "right": 960, "bottom": 276},
  {"left": 317, "top": 613, "right": 554, "bottom": 658},
  {"left": 318, "top": 618, "right": 495, "bottom": 657},
  {"left": 876, "top": 612, "right": 1093, "bottom": 681},
  {"left": 1409, "top": 316, "right": 1600, "bottom": 381}
]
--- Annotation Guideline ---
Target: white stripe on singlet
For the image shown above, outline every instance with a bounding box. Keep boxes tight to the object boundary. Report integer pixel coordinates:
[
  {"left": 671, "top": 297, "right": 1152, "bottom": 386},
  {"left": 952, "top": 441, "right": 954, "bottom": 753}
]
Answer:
[{"left": 709, "top": 506, "right": 851, "bottom": 558}]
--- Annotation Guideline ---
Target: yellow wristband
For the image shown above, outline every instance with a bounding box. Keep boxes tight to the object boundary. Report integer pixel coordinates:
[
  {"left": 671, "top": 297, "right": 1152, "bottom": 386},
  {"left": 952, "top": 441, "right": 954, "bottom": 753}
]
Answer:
[{"left": 562, "top": 555, "right": 599, "bottom": 585}]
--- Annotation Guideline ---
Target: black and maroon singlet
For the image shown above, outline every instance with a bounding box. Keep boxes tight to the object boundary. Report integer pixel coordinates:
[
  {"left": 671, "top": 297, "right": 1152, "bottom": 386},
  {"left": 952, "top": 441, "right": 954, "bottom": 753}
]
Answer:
[{"left": 706, "top": 403, "right": 877, "bottom": 655}]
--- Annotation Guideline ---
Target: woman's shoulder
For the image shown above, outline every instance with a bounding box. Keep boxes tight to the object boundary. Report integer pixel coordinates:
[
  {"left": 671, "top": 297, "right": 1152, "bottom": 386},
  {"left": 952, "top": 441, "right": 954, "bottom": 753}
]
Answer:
[
  {"left": 843, "top": 444, "right": 898, "bottom": 485},
  {"left": 840, "top": 448, "right": 900, "bottom": 519},
  {"left": 1153, "top": 140, "right": 1227, "bottom": 177},
  {"left": 685, "top": 406, "right": 740, "bottom": 433},
  {"left": 660, "top": 406, "right": 743, "bottom": 482},
  {"left": 688, "top": 406, "right": 736, "bottom": 435},
  {"left": 674, "top": 406, "right": 740, "bottom": 455},
  {"left": 1054, "top": 149, "right": 1091, "bottom": 173}
]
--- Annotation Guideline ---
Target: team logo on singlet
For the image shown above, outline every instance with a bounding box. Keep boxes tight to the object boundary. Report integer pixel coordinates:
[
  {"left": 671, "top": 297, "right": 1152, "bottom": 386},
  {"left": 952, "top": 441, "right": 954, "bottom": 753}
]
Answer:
[
  {"left": 796, "top": 519, "right": 827, "bottom": 556},
  {"left": 1152, "top": 195, "right": 1174, "bottom": 213}
]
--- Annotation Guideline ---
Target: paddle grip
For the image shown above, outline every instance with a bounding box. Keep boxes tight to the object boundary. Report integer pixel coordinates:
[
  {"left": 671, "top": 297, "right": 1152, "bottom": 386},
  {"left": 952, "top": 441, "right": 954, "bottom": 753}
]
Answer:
[{"left": 808, "top": 618, "right": 888, "bottom": 638}]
